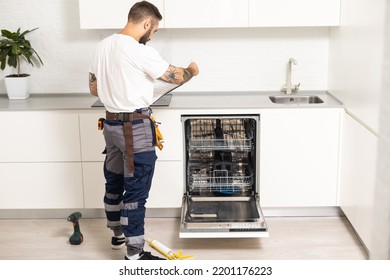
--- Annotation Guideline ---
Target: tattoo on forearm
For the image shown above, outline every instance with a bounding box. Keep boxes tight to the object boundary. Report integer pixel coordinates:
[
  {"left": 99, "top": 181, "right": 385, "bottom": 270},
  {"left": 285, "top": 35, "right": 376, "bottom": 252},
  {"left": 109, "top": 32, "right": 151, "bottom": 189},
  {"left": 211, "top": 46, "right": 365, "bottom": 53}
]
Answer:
[
  {"left": 89, "top": 73, "right": 96, "bottom": 83},
  {"left": 183, "top": 70, "right": 189, "bottom": 80},
  {"left": 163, "top": 65, "right": 193, "bottom": 84},
  {"left": 183, "top": 69, "right": 193, "bottom": 82},
  {"left": 165, "top": 65, "right": 178, "bottom": 82}
]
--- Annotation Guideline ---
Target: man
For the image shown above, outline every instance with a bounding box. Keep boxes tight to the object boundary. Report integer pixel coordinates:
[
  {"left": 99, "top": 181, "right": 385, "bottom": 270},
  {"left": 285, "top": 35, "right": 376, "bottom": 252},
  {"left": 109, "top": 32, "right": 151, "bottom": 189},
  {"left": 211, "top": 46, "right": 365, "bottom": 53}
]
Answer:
[{"left": 88, "top": 1, "right": 199, "bottom": 260}]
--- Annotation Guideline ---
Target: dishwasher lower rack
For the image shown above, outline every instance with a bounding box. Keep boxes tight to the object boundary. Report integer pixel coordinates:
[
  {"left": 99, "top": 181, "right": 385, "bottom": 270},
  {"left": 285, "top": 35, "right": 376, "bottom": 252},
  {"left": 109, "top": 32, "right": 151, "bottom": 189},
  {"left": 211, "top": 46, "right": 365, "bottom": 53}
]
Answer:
[{"left": 187, "top": 160, "right": 253, "bottom": 194}]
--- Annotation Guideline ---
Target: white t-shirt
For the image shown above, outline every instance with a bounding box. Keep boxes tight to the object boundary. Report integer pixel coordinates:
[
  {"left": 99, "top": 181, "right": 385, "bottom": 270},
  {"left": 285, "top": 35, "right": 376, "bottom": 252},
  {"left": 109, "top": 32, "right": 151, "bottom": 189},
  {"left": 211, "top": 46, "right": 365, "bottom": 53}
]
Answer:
[{"left": 89, "top": 34, "right": 169, "bottom": 112}]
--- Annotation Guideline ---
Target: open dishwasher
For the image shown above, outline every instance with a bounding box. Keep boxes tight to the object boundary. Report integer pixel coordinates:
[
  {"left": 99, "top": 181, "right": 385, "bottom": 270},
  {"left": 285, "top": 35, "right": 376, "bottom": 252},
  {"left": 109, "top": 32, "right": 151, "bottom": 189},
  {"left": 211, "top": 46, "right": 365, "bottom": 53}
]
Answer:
[{"left": 180, "top": 115, "right": 268, "bottom": 238}]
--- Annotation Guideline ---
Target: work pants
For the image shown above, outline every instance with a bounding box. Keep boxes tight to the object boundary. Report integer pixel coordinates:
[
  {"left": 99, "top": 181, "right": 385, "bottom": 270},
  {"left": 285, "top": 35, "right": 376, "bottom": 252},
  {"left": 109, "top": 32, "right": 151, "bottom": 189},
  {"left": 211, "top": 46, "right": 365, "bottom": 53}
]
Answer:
[{"left": 102, "top": 114, "right": 157, "bottom": 256}]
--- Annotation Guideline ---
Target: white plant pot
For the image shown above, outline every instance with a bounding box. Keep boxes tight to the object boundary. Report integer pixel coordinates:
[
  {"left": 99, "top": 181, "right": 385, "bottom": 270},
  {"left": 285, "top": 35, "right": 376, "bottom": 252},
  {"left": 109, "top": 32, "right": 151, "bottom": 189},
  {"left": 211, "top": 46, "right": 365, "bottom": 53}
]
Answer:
[{"left": 4, "top": 75, "right": 31, "bottom": 100}]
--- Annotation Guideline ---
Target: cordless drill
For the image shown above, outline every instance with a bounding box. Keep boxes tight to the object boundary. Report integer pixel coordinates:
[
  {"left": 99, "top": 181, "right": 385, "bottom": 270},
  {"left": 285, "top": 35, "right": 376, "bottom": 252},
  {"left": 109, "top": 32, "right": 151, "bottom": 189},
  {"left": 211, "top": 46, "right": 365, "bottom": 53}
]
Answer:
[{"left": 67, "top": 212, "right": 83, "bottom": 245}]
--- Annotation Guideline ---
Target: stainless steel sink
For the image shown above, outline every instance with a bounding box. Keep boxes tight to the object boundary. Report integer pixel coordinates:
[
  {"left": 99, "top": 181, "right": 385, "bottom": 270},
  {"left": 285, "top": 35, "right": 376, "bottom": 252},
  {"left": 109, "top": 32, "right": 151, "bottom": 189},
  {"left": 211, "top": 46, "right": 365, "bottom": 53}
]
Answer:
[{"left": 269, "top": 95, "right": 324, "bottom": 104}]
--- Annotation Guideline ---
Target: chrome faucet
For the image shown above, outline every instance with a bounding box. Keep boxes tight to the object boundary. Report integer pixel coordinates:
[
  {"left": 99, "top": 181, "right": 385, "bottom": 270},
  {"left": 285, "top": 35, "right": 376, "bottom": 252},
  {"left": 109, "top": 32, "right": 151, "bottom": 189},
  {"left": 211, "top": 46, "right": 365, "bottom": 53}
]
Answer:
[{"left": 282, "top": 58, "right": 300, "bottom": 95}]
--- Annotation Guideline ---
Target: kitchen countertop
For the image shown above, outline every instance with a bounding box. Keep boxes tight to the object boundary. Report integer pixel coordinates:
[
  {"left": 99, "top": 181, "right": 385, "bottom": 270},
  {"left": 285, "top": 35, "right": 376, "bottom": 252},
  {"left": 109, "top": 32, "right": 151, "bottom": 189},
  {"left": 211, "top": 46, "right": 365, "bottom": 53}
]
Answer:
[
  {"left": 0, "top": 93, "right": 99, "bottom": 111},
  {"left": 0, "top": 91, "right": 342, "bottom": 111},
  {"left": 170, "top": 90, "right": 342, "bottom": 109}
]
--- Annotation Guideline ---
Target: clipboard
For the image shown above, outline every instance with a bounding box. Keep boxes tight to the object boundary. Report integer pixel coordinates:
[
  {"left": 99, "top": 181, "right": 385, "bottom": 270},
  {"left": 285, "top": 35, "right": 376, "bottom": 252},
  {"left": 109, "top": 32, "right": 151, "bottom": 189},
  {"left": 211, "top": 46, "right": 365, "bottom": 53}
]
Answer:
[{"left": 152, "top": 79, "right": 182, "bottom": 103}]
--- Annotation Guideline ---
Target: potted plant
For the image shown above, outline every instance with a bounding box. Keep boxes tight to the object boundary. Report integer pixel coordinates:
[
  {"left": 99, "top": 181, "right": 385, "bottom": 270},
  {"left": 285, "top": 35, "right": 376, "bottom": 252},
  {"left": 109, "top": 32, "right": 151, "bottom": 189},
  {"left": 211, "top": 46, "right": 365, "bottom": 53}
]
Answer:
[{"left": 0, "top": 28, "right": 43, "bottom": 99}]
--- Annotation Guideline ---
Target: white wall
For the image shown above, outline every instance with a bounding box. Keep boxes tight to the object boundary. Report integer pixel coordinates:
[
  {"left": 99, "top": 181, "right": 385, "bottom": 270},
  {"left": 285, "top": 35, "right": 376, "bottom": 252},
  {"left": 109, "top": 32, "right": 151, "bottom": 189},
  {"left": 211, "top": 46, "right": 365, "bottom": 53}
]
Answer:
[{"left": 0, "top": 0, "right": 330, "bottom": 94}]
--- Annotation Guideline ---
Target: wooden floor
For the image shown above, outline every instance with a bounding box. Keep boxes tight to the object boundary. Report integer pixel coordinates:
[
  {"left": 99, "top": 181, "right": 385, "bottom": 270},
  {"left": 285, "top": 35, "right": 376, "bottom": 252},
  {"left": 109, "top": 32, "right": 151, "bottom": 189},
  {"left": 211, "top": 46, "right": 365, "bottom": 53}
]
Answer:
[{"left": 0, "top": 217, "right": 367, "bottom": 260}]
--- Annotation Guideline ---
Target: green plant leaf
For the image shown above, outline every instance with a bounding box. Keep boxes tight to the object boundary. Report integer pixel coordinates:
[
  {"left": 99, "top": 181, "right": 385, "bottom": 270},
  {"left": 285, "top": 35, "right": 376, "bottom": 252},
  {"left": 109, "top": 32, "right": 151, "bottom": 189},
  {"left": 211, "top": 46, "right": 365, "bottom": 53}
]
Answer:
[
  {"left": 20, "top": 27, "right": 39, "bottom": 37},
  {"left": 31, "top": 48, "right": 43, "bottom": 65},
  {"left": 8, "top": 55, "right": 17, "bottom": 68},
  {"left": 11, "top": 42, "right": 21, "bottom": 55},
  {"left": 0, "top": 27, "right": 43, "bottom": 73},
  {"left": 0, "top": 54, "right": 6, "bottom": 70},
  {"left": 1, "top": 29, "right": 13, "bottom": 39}
]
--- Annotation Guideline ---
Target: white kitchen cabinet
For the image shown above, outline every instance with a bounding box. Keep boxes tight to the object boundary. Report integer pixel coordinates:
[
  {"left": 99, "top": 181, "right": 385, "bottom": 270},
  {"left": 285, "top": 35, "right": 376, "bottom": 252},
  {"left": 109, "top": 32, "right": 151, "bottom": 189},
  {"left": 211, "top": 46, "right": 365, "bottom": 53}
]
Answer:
[
  {"left": 259, "top": 108, "right": 342, "bottom": 207},
  {"left": 147, "top": 161, "right": 183, "bottom": 208},
  {"left": 82, "top": 162, "right": 105, "bottom": 208},
  {"left": 152, "top": 109, "right": 183, "bottom": 161},
  {"left": 339, "top": 112, "right": 377, "bottom": 252},
  {"left": 79, "top": 112, "right": 106, "bottom": 162},
  {"left": 80, "top": 0, "right": 340, "bottom": 29},
  {"left": 249, "top": 0, "right": 340, "bottom": 27},
  {"left": 164, "top": 0, "right": 248, "bottom": 28},
  {"left": 0, "top": 163, "right": 84, "bottom": 209},
  {"left": 79, "top": 0, "right": 164, "bottom": 29},
  {"left": 0, "top": 112, "right": 81, "bottom": 162},
  {"left": 0, "top": 111, "right": 83, "bottom": 209}
]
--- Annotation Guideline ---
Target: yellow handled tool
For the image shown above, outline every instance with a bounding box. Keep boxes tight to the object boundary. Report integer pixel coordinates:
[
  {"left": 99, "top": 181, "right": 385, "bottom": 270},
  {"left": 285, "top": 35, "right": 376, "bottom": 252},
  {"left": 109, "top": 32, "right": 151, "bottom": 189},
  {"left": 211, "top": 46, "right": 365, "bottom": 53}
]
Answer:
[
  {"left": 151, "top": 117, "right": 164, "bottom": 150},
  {"left": 145, "top": 237, "right": 193, "bottom": 260}
]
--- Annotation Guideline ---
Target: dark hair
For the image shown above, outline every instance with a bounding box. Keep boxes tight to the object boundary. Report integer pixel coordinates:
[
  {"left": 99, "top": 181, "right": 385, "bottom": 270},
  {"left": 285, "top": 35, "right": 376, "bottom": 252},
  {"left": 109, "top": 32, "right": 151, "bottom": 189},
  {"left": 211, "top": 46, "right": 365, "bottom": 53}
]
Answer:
[{"left": 128, "top": 1, "right": 163, "bottom": 23}]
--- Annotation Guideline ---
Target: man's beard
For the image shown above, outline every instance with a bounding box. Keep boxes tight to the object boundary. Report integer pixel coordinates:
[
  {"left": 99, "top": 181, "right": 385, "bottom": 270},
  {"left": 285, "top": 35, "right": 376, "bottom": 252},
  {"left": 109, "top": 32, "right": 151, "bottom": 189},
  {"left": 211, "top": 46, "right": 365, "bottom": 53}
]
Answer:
[{"left": 139, "top": 26, "right": 153, "bottom": 45}]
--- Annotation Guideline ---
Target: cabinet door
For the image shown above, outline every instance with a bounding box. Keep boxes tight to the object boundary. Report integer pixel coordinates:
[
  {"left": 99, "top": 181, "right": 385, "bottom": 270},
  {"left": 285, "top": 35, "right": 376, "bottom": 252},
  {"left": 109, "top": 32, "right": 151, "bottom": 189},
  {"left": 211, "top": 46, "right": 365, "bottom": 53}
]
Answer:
[
  {"left": 79, "top": 112, "right": 106, "bottom": 162},
  {"left": 260, "top": 109, "right": 341, "bottom": 207},
  {"left": 249, "top": 0, "right": 340, "bottom": 27},
  {"left": 0, "top": 112, "right": 81, "bottom": 162},
  {"left": 164, "top": 0, "right": 248, "bottom": 28},
  {"left": 82, "top": 162, "right": 105, "bottom": 208},
  {"left": 152, "top": 109, "right": 183, "bottom": 161},
  {"left": 79, "top": 0, "right": 164, "bottom": 29},
  {"left": 340, "top": 113, "right": 377, "bottom": 251},
  {"left": 147, "top": 161, "right": 183, "bottom": 208},
  {"left": 0, "top": 163, "right": 84, "bottom": 209}
]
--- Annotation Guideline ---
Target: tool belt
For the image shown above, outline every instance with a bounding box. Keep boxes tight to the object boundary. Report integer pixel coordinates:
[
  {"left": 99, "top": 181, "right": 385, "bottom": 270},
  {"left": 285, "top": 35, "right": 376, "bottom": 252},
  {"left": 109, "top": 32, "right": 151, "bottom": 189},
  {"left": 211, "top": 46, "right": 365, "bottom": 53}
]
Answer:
[
  {"left": 105, "top": 111, "right": 150, "bottom": 175},
  {"left": 105, "top": 111, "right": 150, "bottom": 122}
]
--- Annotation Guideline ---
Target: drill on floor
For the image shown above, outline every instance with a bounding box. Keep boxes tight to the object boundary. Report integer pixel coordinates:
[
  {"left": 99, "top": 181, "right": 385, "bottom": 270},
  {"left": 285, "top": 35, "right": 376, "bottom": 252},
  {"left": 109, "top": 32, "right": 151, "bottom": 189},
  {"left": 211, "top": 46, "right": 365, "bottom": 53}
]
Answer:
[{"left": 67, "top": 212, "right": 83, "bottom": 245}]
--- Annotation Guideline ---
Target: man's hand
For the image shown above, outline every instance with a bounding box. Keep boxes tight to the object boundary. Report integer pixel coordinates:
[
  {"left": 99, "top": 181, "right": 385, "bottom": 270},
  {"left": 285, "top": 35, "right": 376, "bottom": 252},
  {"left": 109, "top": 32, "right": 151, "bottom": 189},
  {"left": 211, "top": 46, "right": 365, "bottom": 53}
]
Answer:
[{"left": 187, "top": 62, "right": 199, "bottom": 77}]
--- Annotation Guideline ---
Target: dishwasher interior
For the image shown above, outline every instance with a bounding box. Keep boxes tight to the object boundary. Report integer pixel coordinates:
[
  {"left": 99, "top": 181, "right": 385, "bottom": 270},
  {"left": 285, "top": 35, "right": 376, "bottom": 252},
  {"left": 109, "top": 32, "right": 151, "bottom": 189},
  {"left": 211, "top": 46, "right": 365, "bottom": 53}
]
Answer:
[{"left": 180, "top": 115, "right": 268, "bottom": 238}]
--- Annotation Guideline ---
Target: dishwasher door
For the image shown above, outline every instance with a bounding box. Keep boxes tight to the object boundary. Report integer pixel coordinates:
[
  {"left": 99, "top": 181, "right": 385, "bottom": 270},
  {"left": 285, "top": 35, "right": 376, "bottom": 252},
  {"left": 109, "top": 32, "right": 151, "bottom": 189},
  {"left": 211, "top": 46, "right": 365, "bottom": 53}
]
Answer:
[{"left": 180, "top": 195, "right": 268, "bottom": 238}]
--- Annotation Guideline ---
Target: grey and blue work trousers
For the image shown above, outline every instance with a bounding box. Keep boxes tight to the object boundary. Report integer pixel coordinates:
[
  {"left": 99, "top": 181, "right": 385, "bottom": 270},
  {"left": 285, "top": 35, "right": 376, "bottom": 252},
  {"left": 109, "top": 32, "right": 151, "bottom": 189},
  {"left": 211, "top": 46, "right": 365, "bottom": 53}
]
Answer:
[{"left": 102, "top": 109, "right": 157, "bottom": 256}]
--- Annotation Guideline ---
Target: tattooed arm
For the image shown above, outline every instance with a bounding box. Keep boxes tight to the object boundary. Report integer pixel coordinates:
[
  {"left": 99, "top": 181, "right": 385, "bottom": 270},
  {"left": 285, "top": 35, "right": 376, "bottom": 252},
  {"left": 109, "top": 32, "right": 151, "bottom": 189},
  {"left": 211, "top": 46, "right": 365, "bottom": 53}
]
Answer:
[
  {"left": 89, "top": 72, "right": 98, "bottom": 96},
  {"left": 159, "top": 62, "right": 199, "bottom": 85}
]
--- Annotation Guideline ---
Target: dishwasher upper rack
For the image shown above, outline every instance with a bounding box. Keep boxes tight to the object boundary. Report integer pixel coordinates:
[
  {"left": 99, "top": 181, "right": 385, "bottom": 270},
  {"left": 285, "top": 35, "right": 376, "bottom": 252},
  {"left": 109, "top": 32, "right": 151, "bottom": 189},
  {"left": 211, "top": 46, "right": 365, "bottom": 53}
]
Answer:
[
  {"left": 186, "top": 118, "right": 254, "bottom": 151},
  {"left": 187, "top": 161, "right": 253, "bottom": 193}
]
